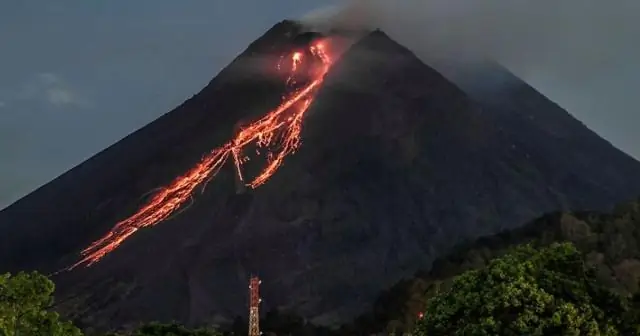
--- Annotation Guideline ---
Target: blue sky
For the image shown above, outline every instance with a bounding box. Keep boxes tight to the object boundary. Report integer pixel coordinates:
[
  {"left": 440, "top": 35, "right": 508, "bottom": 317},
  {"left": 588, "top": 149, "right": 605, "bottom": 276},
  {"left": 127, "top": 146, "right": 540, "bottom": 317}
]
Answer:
[{"left": 0, "top": 0, "right": 638, "bottom": 208}]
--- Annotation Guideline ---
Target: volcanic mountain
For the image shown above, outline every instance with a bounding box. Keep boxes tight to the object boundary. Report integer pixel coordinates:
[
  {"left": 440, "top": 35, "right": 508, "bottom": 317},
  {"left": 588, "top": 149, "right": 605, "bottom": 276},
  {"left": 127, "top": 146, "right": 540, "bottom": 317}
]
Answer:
[{"left": 1, "top": 20, "right": 640, "bottom": 330}]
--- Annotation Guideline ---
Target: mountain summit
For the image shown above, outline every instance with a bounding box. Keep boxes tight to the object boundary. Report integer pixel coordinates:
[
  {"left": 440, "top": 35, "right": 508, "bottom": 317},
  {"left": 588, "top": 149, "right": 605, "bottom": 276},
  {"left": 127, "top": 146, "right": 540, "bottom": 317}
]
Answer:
[{"left": 1, "top": 20, "right": 639, "bottom": 330}]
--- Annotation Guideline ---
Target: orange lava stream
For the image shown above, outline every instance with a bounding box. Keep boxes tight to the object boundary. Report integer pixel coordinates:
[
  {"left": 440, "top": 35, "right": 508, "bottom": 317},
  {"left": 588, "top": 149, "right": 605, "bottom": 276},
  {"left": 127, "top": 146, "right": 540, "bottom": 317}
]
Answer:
[{"left": 68, "top": 39, "right": 334, "bottom": 270}]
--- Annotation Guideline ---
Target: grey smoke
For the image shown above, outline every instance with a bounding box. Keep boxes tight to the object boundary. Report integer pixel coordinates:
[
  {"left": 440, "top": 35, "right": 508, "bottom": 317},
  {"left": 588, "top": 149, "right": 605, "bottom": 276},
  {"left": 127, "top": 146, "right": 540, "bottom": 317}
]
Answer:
[
  {"left": 301, "top": 0, "right": 640, "bottom": 158},
  {"left": 302, "top": 0, "right": 639, "bottom": 76}
]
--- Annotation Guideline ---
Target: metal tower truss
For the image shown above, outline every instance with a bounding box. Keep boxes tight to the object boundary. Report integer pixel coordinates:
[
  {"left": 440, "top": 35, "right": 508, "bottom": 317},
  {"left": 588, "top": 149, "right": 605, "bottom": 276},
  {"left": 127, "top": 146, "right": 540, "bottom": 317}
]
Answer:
[{"left": 248, "top": 276, "right": 262, "bottom": 336}]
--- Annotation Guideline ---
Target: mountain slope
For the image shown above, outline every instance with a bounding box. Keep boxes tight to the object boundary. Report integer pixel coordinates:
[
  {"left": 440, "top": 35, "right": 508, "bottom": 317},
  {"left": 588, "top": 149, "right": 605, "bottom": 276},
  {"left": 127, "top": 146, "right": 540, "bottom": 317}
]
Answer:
[
  {"left": 1, "top": 21, "right": 640, "bottom": 330},
  {"left": 439, "top": 59, "right": 640, "bottom": 207},
  {"left": 0, "top": 20, "right": 308, "bottom": 273}
]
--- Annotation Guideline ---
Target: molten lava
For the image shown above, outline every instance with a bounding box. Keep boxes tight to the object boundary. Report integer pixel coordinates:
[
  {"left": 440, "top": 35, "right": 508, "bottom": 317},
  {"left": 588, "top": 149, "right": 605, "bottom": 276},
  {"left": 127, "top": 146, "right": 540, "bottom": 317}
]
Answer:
[{"left": 68, "top": 38, "right": 336, "bottom": 269}]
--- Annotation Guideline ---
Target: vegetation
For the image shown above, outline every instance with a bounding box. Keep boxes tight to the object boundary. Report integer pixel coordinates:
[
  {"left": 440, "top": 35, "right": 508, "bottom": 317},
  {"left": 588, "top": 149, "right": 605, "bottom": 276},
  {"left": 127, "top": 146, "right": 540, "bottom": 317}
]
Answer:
[
  {"left": 415, "top": 242, "right": 640, "bottom": 335},
  {"left": 346, "top": 198, "right": 640, "bottom": 334},
  {"left": 1, "top": 198, "right": 640, "bottom": 335},
  {"left": 261, "top": 309, "right": 337, "bottom": 336},
  {"left": 224, "top": 311, "right": 338, "bottom": 336},
  {"left": 0, "top": 271, "right": 82, "bottom": 336},
  {"left": 105, "top": 322, "right": 222, "bottom": 336}
]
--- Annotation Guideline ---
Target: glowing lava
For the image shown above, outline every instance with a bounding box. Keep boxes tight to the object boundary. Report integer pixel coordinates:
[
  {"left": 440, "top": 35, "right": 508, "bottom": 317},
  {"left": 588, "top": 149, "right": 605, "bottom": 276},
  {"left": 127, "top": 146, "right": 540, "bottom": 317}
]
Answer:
[{"left": 68, "top": 38, "right": 335, "bottom": 269}]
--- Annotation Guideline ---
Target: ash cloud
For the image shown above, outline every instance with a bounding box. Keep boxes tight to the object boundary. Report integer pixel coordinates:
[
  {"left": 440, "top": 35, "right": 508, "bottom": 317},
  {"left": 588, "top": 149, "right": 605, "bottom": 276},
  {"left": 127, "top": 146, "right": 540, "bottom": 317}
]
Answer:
[
  {"left": 300, "top": 0, "right": 640, "bottom": 159},
  {"left": 301, "top": 0, "right": 639, "bottom": 77}
]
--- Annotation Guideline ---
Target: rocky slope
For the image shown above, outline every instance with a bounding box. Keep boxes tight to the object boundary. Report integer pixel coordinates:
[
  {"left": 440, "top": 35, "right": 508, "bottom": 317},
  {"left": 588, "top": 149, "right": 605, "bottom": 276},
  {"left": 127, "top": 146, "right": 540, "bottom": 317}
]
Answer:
[
  {"left": 441, "top": 59, "right": 640, "bottom": 208},
  {"left": 1, "top": 21, "right": 640, "bottom": 330}
]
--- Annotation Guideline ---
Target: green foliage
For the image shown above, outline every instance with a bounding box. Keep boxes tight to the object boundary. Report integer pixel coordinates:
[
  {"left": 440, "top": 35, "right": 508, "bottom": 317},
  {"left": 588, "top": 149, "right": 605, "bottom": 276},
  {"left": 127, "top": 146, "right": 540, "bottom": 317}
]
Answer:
[
  {"left": 0, "top": 271, "right": 83, "bottom": 336},
  {"left": 348, "top": 199, "right": 640, "bottom": 334},
  {"left": 107, "top": 322, "right": 222, "bottom": 336},
  {"left": 261, "top": 309, "right": 337, "bottom": 336},
  {"left": 414, "top": 243, "right": 640, "bottom": 335}
]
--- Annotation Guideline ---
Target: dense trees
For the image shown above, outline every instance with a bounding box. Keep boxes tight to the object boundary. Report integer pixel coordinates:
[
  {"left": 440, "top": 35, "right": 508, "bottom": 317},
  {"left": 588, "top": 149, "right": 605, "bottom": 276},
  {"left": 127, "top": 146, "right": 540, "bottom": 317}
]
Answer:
[
  {"left": 348, "top": 198, "right": 640, "bottom": 334},
  {"left": 261, "top": 309, "right": 337, "bottom": 336},
  {"left": 106, "top": 322, "right": 222, "bottom": 336},
  {"left": 3, "top": 243, "right": 640, "bottom": 336},
  {"left": 0, "top": 271, "right": 82, "bottom": 336},
  {"left": 2, "top": 199, "right": 640, "bottom": 335},
  {"left": 414, "top": 243, "right": 640, "bottom": 335},
  {"left": 0, "top": 273, "right": 224, "bottom": 336},
  {"left": 0, "top": 271, "right": 326, "bottom": 336}
]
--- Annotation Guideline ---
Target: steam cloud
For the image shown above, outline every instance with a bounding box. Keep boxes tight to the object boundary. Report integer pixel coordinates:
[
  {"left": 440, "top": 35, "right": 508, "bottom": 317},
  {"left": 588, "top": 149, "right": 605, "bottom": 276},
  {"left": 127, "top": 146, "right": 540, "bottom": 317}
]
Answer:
[
  {"left": 300, "top": 0, "right": 640, "bottom": 158},
  {"left": 301, "top": 0, "right": 639, "bottom": 80}
]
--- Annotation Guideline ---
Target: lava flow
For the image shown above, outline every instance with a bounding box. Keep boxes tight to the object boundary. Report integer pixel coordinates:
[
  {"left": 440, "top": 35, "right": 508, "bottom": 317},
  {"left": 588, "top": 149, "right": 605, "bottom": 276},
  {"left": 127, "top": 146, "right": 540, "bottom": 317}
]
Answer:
[{"left": 68, "top": 38, "right": 336, "bottom": 270}]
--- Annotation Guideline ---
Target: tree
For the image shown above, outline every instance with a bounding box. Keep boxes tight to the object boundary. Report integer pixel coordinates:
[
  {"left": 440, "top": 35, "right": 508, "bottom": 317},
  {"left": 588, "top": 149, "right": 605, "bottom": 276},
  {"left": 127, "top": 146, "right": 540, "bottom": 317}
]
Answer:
[
  {"left": 414, "top": 242, "right": 640, "bottom": 335},
  {"left": 107, "top": 322, "right": 222, "bottom": 336},
  {"left": 0, "top": 271, "right": 82, "bottom": 336}
]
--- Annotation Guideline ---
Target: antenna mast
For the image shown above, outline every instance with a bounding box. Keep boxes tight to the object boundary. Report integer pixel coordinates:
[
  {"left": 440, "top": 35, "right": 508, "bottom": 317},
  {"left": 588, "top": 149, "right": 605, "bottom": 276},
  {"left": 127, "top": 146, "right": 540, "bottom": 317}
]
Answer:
[{"left": 248, "top": 276, "right": 261, "bottom": 336}]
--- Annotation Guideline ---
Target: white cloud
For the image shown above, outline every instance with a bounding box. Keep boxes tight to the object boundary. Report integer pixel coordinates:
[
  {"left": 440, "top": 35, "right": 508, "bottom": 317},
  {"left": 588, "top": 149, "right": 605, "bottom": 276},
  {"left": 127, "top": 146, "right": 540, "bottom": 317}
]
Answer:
[
  {"left": 46, "top": 87, "right": 79, "bottom": 106},
  {"left": 38, "top": 72, "right": 60, "bottom": 85},
  {"left": 7, "top": 72, "right": 91, "bottom": 108}
]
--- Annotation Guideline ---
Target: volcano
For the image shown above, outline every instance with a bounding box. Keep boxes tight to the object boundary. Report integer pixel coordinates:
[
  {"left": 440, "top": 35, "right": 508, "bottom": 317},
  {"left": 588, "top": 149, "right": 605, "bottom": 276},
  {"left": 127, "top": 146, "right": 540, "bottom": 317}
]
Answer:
[{"left": 1, "top": 20, "right": 640, "bottom": 330}]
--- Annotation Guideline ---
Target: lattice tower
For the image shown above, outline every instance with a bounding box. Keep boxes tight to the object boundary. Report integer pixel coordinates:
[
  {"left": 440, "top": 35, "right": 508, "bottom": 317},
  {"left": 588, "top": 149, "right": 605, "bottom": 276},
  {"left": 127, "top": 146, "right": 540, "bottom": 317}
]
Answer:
[{"left": 248, "top": 276, "right": 261, "bottom": 336}]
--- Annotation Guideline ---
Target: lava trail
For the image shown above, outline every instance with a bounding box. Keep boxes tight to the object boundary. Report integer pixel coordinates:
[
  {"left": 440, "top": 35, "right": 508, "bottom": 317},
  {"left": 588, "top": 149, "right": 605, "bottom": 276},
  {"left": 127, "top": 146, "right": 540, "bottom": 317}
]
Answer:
[{"left": 68, "top": 38, "right": 336, "bottom": 269}]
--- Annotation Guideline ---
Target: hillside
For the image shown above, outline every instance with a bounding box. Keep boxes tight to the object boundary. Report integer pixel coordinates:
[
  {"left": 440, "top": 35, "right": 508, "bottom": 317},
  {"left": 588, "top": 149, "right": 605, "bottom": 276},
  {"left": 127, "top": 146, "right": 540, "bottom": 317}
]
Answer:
[
  {"left": 1, "top": 20, "right": 640, "bottom": 331},
  {"left": 443, "top": 59, "right": 640, "bottom": 208},
  {"left": 347, "top": 197, "right": 640, "bottom": 334}
]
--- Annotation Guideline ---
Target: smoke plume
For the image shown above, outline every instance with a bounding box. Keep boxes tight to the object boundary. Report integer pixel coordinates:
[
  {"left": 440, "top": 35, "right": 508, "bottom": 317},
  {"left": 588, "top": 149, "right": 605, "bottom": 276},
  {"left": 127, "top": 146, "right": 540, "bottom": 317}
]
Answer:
[
  {"left": 300, "top": 0, "right": 640, "bottom": 159},
  {"left": 301, "top": 0, "right": 639, "bottom": 79}
]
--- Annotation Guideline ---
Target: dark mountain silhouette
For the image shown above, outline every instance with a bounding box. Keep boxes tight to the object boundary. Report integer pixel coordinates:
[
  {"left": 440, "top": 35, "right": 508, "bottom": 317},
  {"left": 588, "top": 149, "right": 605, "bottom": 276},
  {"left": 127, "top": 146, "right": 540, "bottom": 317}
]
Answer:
[
  {"left": 1, "top": 20, "right": 640, "bottom": 331},
  {"left": 439, "top": 59, "right": 640, "bottom": 206}
]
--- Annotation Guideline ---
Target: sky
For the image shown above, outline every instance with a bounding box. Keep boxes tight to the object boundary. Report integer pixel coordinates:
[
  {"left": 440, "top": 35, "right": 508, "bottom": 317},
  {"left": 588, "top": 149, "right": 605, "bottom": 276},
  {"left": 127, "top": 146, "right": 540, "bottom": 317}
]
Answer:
[{"left": 0, "top": 0, "right": 638, "bottom": 209}]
